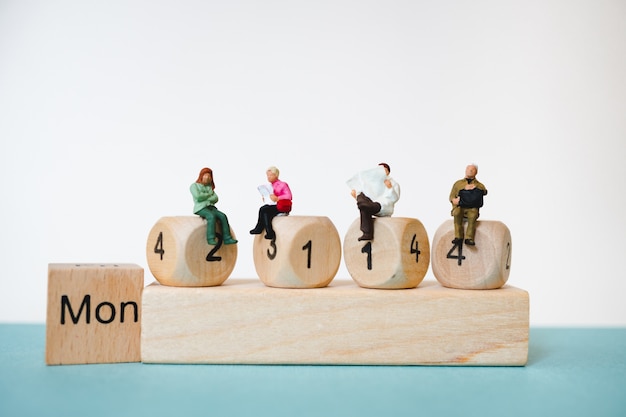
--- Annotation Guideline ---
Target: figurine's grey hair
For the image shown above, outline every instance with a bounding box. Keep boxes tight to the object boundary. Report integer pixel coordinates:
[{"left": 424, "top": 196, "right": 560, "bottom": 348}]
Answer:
[
  {"left": 267, "top": 166, "right": 280, "bottom": 177},
  {"left": 468, "top": 163, "right": 478, "bottom": 170}
]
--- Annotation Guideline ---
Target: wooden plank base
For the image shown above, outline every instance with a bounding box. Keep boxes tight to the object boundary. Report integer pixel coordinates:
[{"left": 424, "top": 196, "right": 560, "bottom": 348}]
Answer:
[{"left": 142, "top": 279, "right": 529, "bottom": 366}]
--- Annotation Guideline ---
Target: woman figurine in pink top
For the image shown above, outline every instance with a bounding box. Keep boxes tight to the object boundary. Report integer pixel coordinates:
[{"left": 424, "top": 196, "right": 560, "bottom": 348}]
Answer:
[{"left": 250, "top": 166, "right": 293, "bottom": 240}]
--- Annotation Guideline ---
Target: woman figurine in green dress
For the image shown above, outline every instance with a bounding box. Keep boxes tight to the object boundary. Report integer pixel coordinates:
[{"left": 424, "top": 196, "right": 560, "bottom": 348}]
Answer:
[{"left": 190, "top": 167, "right": 238, "bottom": 245}]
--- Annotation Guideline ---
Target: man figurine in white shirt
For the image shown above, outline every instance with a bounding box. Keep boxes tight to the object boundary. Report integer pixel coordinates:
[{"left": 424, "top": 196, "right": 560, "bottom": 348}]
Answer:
[{"left": 350, "top": 163, "right": 400, "bottom": 241}]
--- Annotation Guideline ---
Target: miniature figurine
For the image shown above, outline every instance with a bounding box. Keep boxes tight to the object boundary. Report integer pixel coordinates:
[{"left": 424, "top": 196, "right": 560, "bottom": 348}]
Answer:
[
  {"left": 347, "top": 163, "right": 400, "bottom": 241},
  {"left": 190, "top": 167, "right": 238, "bottom": 245},
  {"left": 449, "top": 163, "right": 488, "bottom": 246},
  {"left": 250, "top": 166, "right": 293, "bottom": 240}
]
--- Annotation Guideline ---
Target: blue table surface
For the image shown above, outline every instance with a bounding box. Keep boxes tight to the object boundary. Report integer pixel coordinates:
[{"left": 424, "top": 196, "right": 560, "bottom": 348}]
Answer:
[{"left": 0, "top": 325, "right": 624, "bottom": 417}]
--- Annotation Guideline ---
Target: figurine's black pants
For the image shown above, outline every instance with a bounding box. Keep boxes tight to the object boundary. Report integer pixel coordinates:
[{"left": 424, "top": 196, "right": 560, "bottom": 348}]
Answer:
[
  {"left": 252, "top": 204, "right": 281, "bottom": 239},
  {"left": 356, "top": 193, "right": 381, "bottom": 238}
]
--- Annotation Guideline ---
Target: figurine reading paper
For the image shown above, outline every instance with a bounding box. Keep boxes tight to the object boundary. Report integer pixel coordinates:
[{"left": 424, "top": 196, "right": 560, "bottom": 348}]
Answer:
[
  {"left": 250, "top": 166, "right": 293, "bottom": 240},
  {"left": 347, "top": 163, "right": 400, "bottom": 241}
]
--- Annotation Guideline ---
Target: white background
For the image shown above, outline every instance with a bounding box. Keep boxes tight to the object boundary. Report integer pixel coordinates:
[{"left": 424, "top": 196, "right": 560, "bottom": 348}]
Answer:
[{"left": 1, "top": 0, "right": 624, "bottom": 325}]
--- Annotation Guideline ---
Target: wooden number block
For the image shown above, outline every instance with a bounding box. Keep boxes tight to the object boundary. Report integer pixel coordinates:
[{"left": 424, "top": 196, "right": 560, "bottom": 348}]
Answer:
[
  {"left": 343, "top": 217, "right": 430, "bottom": 289},
  {"left": 252, "top": 216, "right": 341, "bottom": 288},
  {"left": 432, "top": 219, "right": 512, "bottom": 289},
  {"left": 146, "top": 216, "right": 237, "bottom": 287},
  {"left": 141, "top": 279, "right": 529, "bottom": 365},
  {"left": 46, "top": 263, "right": 143, "bottom": 365}
]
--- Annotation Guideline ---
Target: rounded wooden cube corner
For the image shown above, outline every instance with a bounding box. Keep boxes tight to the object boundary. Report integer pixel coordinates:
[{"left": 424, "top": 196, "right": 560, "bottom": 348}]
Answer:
[
  {"left": 431, "top": 219, "right": 512, "bottom": 289},
  {"left": 252, "top": 216, "right": 341, "bottom": 288},
  {"left": 343, "top": 217, "right": 430, "bottom": 289},
  {"left": 146, "top": 216, "right": 237, "bottom": 287}
]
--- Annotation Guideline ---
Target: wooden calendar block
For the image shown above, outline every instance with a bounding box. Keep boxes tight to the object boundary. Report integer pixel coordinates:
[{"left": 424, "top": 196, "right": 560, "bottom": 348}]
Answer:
[
  {"left": 431, "top": 220, "right": 512, "bottom": 289},
  {"left": 141, "top": 279, "right": 529, "bottom": 366},
  {"left": 252, "top": 216, "right": 341, "bottom": 288},
  {"left": 343, "top": 217, "right": 430, "bottom": 289},
  {"left": 146, "top": 216, "right": 237, "bottom": 287},
  {"left": 46, "top": 263, "right": 143, "bottom": 365}
]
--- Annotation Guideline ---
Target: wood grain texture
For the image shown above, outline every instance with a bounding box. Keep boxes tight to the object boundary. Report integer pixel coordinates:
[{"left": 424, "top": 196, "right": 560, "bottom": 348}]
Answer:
[
  {"left": 343, "top": 217, "right": 430, "bottom": 289},
  {"left": 46, "top": 263, "right": 143, "bottom": 365},
  {"left": 141, "top": 279, "right": 529, "bottom": 366},
  {"left": 432, "top": 220, "right": 512, "bottom": 289},
  {"left": 146, "top": 216, "right": 237, "bottom": 287},
  {"left": 252, "top": 216, "right": 341, "bottom": 288}
]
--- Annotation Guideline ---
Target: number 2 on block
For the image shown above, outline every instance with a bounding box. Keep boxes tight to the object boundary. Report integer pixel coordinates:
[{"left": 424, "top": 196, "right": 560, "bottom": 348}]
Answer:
[
  {"left": 505, "top": 242, "right": 511, "bottom": 270},
  {"left": 206, "top": 233, "right": 223, "bottom": 262}
]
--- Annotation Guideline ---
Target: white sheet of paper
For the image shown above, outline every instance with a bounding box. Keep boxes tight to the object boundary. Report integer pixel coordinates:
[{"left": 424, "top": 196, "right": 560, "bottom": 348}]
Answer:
[
  {"left": 346, "top": 166, "right": 387, "bottom": 201},
  {"left": 257, "top": 184, "right": 276, "bottom": 204}
]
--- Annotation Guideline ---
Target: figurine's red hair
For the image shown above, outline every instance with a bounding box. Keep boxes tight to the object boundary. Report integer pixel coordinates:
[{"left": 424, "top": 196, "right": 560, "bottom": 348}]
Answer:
[{"left": 196, "top": 167, "right": 215, "bottom": 189}]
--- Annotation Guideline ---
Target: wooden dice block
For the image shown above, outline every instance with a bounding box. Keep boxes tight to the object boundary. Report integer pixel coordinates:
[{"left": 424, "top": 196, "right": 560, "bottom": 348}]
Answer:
[
  {"left": 146, "top": 216, "right": 237, "bottom": 287},
  {"left": 252, "top": 216, "right": 341, "bottom": 288},
  {"left": 432, "top": 220, "right": 512, "bottom": 289},
  {"left": 343, "top": 217, "right": 430, "bottom": 289},
  {"left": 46, "top": 263, "right": 143, "bottom": 365}
]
